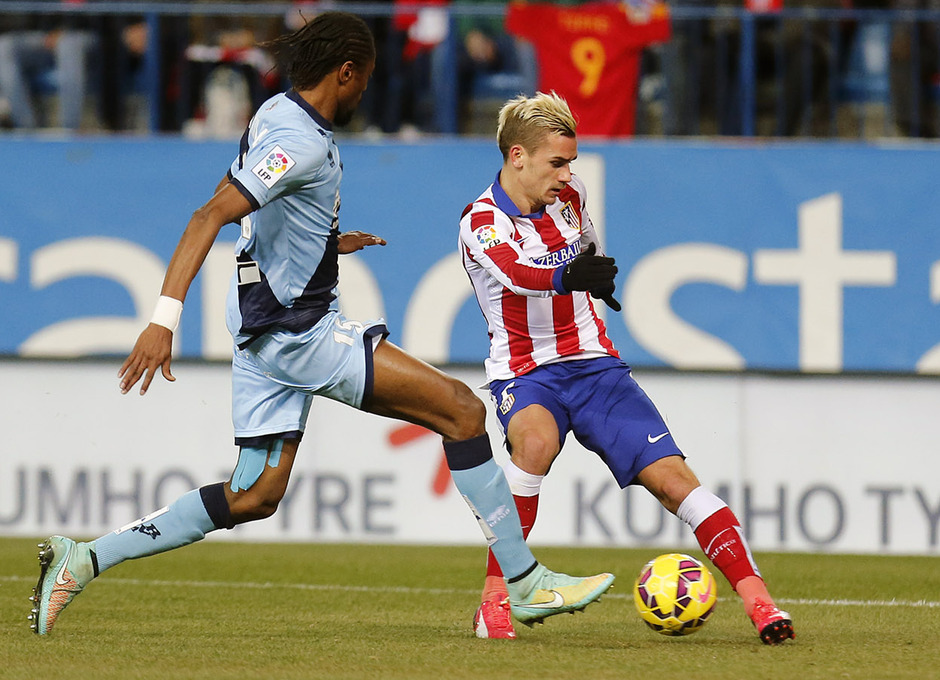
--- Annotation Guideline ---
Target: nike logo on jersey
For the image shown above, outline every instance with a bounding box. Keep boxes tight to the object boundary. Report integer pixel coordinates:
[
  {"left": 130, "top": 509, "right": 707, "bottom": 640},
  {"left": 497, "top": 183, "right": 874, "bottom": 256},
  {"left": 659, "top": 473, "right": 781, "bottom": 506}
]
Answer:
[
  {"left": 647, "top": 432, "right": 669, "bottom": 444},
  {"left": 527, "top": 590, "right": 566, "bottom": 609}
]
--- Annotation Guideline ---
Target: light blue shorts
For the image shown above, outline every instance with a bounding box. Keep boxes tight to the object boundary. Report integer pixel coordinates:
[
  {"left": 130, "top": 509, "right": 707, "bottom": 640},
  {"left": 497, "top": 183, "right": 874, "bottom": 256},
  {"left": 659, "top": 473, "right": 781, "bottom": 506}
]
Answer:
[{"left": 231, "top": 311, "right": 388, "bottom": 446}]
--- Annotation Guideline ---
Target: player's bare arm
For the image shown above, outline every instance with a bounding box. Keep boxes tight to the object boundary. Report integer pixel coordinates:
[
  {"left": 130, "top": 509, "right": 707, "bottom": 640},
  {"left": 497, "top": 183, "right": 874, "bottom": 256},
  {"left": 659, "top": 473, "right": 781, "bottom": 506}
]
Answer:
[
  {"left": 211, "top": 175, "right": 230, "bottom": 196},
  {"left": 118, "top": 182, "right": 253, "bottom": 396}
]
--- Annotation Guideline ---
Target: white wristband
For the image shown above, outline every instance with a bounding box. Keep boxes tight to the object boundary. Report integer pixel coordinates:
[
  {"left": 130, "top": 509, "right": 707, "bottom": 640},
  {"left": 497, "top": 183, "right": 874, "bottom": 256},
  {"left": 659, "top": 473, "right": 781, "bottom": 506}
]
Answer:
[{"left": 150, "top": 295, "right": 183, "bottom": 332}]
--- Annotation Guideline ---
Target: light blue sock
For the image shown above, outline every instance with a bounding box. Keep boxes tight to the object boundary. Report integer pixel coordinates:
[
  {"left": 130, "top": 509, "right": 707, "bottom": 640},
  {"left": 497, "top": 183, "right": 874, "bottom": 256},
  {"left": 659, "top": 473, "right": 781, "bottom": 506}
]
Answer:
[
  {"left": 450, "top": 457, "right": 537, "bottom": 580},
  {"left": 92, "top": 489, "right": 218, "bottom": 573}
]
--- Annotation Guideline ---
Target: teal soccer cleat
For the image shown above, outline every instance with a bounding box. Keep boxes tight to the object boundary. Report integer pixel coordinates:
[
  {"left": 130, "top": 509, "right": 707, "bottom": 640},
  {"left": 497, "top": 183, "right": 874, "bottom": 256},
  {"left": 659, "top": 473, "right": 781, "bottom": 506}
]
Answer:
[
  {"left": 506, "top": 564, "right": 614, "bottom": 626},
  {"left": 30, "top": 536, "right": 97, "bottom": 635}
]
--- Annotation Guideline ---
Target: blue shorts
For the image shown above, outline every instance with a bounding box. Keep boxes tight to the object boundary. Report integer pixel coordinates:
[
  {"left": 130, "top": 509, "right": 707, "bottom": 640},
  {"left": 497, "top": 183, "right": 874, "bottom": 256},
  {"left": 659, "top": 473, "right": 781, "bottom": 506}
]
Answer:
[
  {"left": 488, "top": 356, "right": 684, "bottom": 487},
  {"left": 231, "top": 310, "right": 388, "bottom": 446}
]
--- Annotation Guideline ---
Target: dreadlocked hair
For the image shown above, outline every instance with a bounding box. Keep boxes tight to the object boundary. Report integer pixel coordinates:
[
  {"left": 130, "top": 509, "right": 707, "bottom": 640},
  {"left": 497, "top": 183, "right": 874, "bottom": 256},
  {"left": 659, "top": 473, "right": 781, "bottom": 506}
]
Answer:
[{"left": 264, "top": 11, "right": 375, "bottom": 90}]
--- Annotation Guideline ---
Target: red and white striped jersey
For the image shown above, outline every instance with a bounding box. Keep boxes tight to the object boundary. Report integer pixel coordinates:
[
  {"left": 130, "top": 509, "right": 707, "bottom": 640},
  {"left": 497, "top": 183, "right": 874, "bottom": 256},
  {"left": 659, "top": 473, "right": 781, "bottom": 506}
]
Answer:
[{"left": 459, "top": 172, "right": 619, "bottom": 381}]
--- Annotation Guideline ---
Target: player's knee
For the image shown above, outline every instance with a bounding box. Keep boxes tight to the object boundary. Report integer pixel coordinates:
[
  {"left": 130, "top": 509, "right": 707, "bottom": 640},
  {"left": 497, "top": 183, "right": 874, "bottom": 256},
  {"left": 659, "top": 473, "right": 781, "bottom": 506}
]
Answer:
[
  {"left": 657, "top": 481, "right": 693, "bottom": 514},
  {"left": 443, "top": 378, "right": 487, "bottom": 441},
  {"left": 509, "top": 431, "right": 557, "bottom": 475},
  {"left": 251, "top": 496, "right": 281, "bottom": 521},
  {"left": 228, "top": 488, "right": 283, "bottom": 523},
  {"left": 638, "top": 455, "right": 700, "bottom": 513}
]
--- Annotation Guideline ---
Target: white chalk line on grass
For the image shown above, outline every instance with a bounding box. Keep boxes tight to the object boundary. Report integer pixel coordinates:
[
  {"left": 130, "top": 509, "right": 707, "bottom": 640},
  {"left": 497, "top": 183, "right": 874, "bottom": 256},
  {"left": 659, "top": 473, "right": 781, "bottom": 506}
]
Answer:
[{"left": 1, "top": 575, "right": 938, "bottom": 608}]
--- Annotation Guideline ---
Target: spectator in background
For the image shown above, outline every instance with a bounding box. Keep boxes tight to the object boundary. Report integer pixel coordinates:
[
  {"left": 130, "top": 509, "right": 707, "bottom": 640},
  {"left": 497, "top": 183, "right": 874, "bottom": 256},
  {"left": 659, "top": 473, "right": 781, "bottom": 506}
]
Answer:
[
  {"left": 889, "top": 0, "right": 939, "bottom": 137},
  {"left": 455, "top": 0, "right": 519, "bottom": 102},
  {"left": 505, "top": 0, "right": 671, "bottom": 137},
  {"left": 334, "top": 0, "right": 398, "bottom": 134},
  {"left": 110, "top": 17, "right": 154, "bottom": 130},
  {"left": 381, "top": 0, "right": 449, "bottom": 134},
  {"left": 0, "top": 1, "right": 99, "bottom": 131},
  {"left": 385, "top": 0, "right": 521, "bottom": 135},
  {"left": 453, "top": 0, "right": 542, "bottom": 136},
  {"left": 95, "top": 14, "right": 162, "bottom": 132},
  {"left": 661, "top": 0, "right": 842, "bottom": 137},
  {"left": 0, "top": 12, "right": 26, "bottom": 127},
  {"left": 751, "top": 0, "right": 838, "bottom": 136},
  {"left": 181, "top": 1, "right": 283, "bottom": 137}
]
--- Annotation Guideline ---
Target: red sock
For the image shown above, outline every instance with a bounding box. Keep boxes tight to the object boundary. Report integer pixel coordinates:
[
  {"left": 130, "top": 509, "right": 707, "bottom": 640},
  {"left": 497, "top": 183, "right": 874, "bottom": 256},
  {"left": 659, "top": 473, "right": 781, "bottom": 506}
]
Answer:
[
  {"left": 485, "top": 494, "right": 539, "bottom": 582},
  {"left": 693, "top": 506, "right": 761, "bottom": 591}
]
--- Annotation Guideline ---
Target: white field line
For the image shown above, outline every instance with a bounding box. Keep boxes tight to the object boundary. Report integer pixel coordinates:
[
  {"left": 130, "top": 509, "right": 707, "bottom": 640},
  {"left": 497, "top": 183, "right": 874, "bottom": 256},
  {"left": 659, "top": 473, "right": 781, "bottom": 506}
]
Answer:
[{"left": 1, "top": 575, "right": 938, "bottom": 608}]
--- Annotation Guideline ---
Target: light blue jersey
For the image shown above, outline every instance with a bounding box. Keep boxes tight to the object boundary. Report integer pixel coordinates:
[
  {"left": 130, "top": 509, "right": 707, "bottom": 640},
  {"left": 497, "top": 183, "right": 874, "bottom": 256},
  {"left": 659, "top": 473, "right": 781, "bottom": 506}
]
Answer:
[
  {"left": 226, "top": 89, "right": 343, "bottom": 349},
  {"left": 223, "top": 89, "right": 387, "bottom": 446}
]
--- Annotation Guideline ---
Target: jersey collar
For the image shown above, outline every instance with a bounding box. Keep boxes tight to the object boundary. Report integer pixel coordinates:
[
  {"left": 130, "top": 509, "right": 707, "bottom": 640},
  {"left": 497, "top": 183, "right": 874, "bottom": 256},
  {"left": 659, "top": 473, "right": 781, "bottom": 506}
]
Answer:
[
  {"left": 286, "top": 89, "right": 333, "bottom": 131},
  {"left": 493, "top": 171, "right": 545, "bottom": 219}
]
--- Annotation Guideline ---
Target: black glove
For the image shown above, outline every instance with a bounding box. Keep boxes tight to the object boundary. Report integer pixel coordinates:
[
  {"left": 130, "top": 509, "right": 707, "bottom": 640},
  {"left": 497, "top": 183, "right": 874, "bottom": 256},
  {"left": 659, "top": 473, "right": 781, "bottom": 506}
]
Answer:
[
  {"left": 560, "top": 242, "right": 618, "bottom": 293},
  {"left": 590, "top": 282, "right": 622, "bottom": 312}
]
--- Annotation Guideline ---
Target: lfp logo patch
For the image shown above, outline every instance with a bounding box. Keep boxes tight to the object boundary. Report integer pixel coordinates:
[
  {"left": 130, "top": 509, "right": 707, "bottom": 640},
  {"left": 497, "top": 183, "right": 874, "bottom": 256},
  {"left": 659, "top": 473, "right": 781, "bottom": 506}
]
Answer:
[
  {"left": 474, "top": 224, "right": 501, "bottom": 249},
  {"left": 252, "top": 145, "right": 295, "bottom": 188}
]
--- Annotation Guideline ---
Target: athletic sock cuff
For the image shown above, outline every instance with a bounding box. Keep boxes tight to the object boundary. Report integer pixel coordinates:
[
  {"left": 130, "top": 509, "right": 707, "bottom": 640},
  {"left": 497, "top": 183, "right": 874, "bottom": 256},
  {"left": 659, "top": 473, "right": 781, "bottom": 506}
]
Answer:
[
  {"left": 503, "top": 459, "right": 543, "bottom": 497},
  {"left": 677, "top": 485, "right": 728, "bottom": 531},
  {"left": 442, "top": 433, "right": 493, "bottom": 471},
  {"left": 200, "top": 482, "right": 235, "bottom": 530},
  {"left": 505, "top": 560, "right": 538, "bottom": 584}
]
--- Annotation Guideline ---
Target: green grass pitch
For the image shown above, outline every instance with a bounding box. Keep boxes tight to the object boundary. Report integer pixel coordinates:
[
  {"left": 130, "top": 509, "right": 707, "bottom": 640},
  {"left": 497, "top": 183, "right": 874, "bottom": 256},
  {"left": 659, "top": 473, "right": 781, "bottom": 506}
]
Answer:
[{"left": 2, "top": 538, "right": 938, "bottom": 679}]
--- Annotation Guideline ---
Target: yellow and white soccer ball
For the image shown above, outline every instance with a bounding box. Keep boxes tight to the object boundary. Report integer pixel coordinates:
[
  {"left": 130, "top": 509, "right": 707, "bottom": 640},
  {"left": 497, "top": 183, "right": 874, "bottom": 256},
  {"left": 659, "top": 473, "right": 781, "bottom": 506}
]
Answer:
[{"left": 633, "top": 553, "right": 718, "bottom": 636}]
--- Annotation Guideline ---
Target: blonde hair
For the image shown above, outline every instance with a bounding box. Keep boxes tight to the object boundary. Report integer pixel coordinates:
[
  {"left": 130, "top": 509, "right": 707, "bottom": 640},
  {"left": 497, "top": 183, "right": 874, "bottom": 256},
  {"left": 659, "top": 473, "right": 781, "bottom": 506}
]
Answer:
[{"left": 497, "top": 91, "right": 577, "bottom": 160}]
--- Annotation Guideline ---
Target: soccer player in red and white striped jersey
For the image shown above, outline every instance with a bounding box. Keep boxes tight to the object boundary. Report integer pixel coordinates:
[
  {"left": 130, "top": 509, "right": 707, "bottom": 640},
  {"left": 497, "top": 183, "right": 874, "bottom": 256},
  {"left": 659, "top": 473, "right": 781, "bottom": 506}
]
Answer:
[
  {"left": 459, "top": 92, "right": 795, "bottom": 645},
  {"left": 461, "top": 172, "right": 618, "bottom": 379}
]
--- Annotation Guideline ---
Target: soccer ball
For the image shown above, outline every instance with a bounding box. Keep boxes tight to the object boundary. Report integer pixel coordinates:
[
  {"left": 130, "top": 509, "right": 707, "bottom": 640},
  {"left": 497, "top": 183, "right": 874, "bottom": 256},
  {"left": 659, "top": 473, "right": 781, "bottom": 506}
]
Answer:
[{"left": 633, "top": 553, "right": 718, "bottom": 636}]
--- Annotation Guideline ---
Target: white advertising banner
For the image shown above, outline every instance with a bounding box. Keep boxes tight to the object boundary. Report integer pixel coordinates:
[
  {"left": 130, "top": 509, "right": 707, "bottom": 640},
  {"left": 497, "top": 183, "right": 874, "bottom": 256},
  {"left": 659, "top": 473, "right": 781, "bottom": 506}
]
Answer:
[{"left": 1, "top": 360, "right": 937, "bottom": 555}]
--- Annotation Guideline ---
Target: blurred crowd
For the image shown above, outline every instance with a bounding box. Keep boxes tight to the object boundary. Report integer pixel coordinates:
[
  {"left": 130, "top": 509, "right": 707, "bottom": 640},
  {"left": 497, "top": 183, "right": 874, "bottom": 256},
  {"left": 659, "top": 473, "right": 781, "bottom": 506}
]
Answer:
[{"left": 0, "top": 0, "right": 938, "bottom": 139}]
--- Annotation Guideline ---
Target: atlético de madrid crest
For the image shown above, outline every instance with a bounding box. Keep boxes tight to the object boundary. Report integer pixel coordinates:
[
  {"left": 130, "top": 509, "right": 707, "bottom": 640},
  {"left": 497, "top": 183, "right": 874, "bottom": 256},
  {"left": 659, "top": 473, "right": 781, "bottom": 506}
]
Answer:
[{"left": 560, "top": 202, "right": 581, "bottom": 231}]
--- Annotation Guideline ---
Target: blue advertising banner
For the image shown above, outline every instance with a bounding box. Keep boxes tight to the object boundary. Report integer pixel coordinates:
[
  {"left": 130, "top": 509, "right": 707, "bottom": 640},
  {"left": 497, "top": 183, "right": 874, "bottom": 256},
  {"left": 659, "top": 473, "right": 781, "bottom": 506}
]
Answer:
[{"left": 1, "top": 137, "right": 938, "bottom": 373}]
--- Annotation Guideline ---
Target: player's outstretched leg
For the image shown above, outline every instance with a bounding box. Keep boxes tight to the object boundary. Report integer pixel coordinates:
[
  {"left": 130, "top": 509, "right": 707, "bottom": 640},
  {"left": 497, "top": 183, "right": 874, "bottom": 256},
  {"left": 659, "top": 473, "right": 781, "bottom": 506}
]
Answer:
[
  {"left": 505, "top": 563, "right": 614, "bottom": 626},
  {"left": 676, "top": 485, "right": 795, "bottom": 645},
  {"left": 30, "top": 536, "right": 98, "bottom": 635},
  {"left": 473, "top": 484, "right": 540, "bottom": 639}
]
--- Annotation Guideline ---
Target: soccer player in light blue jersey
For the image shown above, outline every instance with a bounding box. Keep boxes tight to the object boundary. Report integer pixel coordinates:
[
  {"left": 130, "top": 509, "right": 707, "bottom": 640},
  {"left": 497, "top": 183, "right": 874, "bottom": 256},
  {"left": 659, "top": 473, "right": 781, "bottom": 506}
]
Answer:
[{"left": 29, "top": 12, "right": 614, "bottom": 637}]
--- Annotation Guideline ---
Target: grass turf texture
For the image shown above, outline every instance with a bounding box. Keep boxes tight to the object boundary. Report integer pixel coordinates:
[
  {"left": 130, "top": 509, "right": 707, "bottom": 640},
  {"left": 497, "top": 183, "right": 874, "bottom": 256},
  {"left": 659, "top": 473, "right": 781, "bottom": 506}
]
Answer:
[{"left": 2, "top": 538, "right": 938, "bottom": 680}]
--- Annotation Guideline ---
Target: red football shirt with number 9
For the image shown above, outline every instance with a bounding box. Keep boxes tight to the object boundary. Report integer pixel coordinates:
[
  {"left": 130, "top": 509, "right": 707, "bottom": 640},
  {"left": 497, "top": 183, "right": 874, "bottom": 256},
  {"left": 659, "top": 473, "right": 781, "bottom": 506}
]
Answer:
[{"left": 506, "top": 1, "right": 670, "bottom": 137}]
